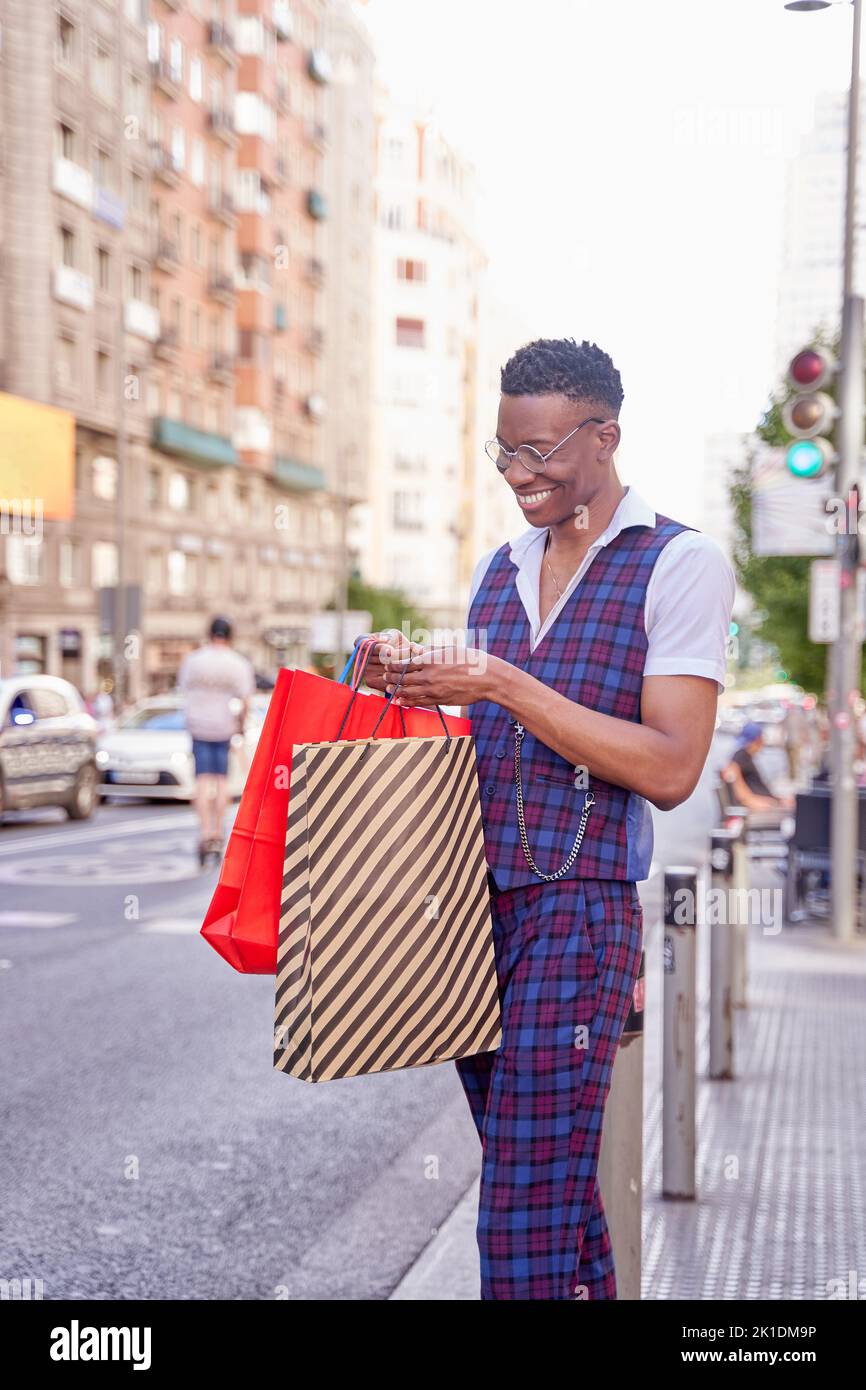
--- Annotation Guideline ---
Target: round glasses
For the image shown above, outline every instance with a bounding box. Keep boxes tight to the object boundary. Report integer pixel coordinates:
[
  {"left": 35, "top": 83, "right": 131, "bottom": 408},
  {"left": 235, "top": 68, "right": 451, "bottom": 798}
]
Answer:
[{"left": 484, "top": 416, "right": 605, "bottom": 474}]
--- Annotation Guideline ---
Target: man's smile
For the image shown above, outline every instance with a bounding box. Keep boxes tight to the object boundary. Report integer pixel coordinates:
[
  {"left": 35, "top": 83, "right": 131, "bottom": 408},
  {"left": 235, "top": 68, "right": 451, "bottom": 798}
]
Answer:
[{"left": 514, "top": 484, "right": 559, "bottom": 510}]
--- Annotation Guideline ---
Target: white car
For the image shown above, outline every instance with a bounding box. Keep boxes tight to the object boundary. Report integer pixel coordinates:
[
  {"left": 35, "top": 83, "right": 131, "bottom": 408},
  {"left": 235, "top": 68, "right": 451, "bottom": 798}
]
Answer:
[
  {"left": 97, "top": 693, "right": 270, "bottom": 802},
  {"left": 0, "top": 675, "right": 98, "bottom": 820}
]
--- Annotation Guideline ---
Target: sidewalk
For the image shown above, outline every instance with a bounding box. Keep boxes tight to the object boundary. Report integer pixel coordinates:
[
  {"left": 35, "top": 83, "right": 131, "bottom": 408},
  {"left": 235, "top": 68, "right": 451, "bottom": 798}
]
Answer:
[{"left": 392, "top": 863, "right": 866, "bottom": 1300}]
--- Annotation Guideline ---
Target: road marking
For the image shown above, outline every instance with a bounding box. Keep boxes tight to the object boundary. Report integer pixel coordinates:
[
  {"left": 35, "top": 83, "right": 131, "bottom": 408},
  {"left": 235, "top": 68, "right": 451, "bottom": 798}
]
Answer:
[
  {"left": 0, "top": 853, "right": 198, "bottom": 886},
  {"left": 0, "top": 811, "right": 196, "bottom": 859},
  {"left": 0, "top": 911, "right": 79, "bottom": 928},
  {"left": 140, "top": 917, "right": 202, "bottom": 934}
]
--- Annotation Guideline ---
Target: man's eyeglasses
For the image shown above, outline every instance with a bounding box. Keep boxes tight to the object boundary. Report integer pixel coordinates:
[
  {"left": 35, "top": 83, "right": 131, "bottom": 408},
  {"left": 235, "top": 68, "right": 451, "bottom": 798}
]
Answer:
[{"left": 484, "top": 416, "right": 605, "bottom": 475}]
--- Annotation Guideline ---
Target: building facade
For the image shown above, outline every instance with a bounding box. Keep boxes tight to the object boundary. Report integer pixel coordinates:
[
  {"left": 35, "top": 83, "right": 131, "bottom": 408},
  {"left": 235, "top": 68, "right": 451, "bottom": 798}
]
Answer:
[{"left": 0, "top": 0, "right": 350, "bottom": 698}]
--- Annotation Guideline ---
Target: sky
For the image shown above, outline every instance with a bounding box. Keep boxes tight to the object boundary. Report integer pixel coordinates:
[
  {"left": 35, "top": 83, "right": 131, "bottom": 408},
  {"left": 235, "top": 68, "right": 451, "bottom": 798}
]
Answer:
[{"left": 361, "top": 0, "right": 855, "bottom": 524}]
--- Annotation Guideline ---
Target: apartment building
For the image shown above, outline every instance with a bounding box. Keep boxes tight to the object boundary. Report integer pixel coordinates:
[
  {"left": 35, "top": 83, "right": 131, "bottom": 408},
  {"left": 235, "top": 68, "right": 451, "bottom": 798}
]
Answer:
[
  {"left": 0, "top": 0, "right": 352, "bottom": 695},
  {"left": 360, "top": 91, "right": 490, "bottom": 632},
  {"left": 0, "top": 0, "right": 153, "bottom": 694}
]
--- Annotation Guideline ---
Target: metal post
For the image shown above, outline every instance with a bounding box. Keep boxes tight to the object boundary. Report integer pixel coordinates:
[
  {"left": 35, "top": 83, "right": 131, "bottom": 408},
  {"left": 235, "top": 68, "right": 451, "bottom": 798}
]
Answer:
[
  {"left": 662, "top": 867, "right": 697, "bottom": 1200},
  {"left": 709, "top": 830, "right": 736, "bottom": 1081},
  {"left": 598, "top": 950, "right": 644, "bottom": 1300},
  {"left": 831, "top": 0, "right": 863, "bottom": 944}
]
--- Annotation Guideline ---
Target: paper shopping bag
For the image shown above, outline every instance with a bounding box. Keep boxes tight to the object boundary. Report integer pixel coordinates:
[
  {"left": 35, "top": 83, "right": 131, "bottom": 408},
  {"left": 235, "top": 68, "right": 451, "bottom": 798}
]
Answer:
[
  {"left": 273, "top": 732, "right": 502, "bottom": 1082},
  {"left": 201, "top": 661, "right": 471, "bottom": 974}
]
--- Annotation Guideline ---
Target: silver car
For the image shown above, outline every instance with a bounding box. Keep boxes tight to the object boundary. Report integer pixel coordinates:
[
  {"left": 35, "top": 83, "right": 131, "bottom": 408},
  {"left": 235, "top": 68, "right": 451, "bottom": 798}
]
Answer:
[{"left": 0, "top": 675, "right": 99, "bottom": 821}]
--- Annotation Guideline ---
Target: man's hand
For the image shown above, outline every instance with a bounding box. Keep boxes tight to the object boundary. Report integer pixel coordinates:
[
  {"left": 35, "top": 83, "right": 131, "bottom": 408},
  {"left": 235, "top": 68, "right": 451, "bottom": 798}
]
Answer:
[
  {"left": 357, "top": 630, "right": 423, "bottom": 696},
  {"left": 380, "top": 643, "right": 502, "bottom": 708}
]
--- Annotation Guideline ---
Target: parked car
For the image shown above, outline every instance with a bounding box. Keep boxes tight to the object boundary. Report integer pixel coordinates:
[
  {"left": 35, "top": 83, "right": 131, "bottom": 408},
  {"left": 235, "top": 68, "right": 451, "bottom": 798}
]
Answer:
[
  {"left": 97, "top": 693, "right": 270, "bottom": 802},
  {"left": 0, "top": 675, "right": 99, "bottom": 821}
]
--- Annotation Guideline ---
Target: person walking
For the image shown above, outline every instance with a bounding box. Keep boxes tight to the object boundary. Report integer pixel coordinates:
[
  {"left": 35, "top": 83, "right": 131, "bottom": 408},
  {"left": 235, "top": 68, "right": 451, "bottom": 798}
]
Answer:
[
  {"left": 365, "top": 337, "right": 734, "bottom": 1300},
  {"left": 178, "top": 616, "right": 255, "bottom": 864}
]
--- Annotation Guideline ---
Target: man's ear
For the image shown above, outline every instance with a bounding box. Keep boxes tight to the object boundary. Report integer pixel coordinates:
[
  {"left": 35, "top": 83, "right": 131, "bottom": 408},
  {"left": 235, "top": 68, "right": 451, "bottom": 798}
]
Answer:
[{"left": 597, "top": 418, "right": 621, "bottom": 461}]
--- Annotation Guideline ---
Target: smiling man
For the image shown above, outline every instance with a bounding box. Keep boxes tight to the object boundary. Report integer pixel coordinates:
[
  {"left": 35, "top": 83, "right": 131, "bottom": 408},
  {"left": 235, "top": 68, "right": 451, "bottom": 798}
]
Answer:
[{"left": 366, "top": 336, "right": 735, "bottom": 1301}]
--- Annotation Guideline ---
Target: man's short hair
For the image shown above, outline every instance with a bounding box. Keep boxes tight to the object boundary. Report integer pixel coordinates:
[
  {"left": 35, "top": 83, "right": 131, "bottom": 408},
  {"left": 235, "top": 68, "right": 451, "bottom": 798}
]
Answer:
[
  {"left": 210, "top": 616, "right": 232, "bottom": 640},
  {"left": 500, "top": 337, "right": 624, "bottom": 417}
]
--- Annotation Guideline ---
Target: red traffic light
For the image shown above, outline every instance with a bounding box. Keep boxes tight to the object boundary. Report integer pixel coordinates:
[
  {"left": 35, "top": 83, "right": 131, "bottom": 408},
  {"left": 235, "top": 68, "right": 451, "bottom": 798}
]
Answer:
[{"left": 788, "top": 346, "right": 835, "bottom": 390}]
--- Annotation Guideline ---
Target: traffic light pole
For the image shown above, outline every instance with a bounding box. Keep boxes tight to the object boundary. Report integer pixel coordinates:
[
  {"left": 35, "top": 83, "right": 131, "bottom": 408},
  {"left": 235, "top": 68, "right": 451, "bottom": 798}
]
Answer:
[{"left": 831, "top": 0, "right": 863, "bottom": 944}]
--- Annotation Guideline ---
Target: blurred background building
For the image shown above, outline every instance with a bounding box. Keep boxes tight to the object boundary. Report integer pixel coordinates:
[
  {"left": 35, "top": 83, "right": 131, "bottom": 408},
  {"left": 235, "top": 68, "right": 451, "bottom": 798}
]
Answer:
[{"left": 0, "top": 0, "right": 509, "bottom": 696}]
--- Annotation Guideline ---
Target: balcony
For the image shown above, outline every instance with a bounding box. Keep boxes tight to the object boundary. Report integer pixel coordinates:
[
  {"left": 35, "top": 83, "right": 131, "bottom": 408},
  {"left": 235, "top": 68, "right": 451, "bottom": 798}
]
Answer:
[
  {"left": 307, "top": 48, "right": 332, "bottom": 85},
  {"left": 154, "top": 237, "right": 180, "bottom": 273},
  {"left": 207, "top": 190, "right": 237, "bottom": 226},
  {"left": 306, "top": 189, "right": 326, "bottom": 221},
  {"left": 207, "top": 272, "right": 235, "bottom": 306},
  {"left": 53, "top": 264, "right": 93, "bottom": 311},
  {"left": 53, "top": 156, "right": 93, "bottom": 211},
  {"left": 208, "top": 352, "right": 235, "bottom": 384},
  {"left": 208, "top": 108, "right": 237, "bottom": 147},
  {"left": 125, "top": 299, "right": 160, "bottom": 341},
  {"left": 152, "top": 417, "right": 237, "bottom": 468},
  {"left": 306, "top": 256, "right": 325, "bottom": 286},
  {"left": 275, "top": 456, "right": 326, "bottom": 492},
  {"left": 154, "top": 326, "right": 179, "bottom": 361},
  {"left": 149, "top": 57, "right": 181, "bottom": 99},
  {"left": 151, "top": 142, "right": 182, "bottom": 187},
  {"left": 208, "top": 21, "right": 237, "bottom": 65}
]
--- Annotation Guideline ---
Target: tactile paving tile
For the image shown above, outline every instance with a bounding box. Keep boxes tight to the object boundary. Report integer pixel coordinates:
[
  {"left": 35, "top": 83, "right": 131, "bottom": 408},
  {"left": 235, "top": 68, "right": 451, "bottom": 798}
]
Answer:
[{"left": 640, "top": 870, "right": 866, "bottom": 1300}]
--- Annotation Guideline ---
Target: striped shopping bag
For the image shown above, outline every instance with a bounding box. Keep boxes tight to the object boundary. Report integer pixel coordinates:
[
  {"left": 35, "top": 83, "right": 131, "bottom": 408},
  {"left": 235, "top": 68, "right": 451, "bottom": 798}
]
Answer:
[{"left": 273, "top": 725, "right": 502, "bottom": 1083}]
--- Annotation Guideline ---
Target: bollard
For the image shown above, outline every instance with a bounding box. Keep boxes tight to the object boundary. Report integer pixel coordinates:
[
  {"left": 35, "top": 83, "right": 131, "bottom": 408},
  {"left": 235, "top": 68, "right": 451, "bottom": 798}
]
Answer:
[
  {"left": 725, "top": 808, "right": 750, "bottom": 1009},
  {"left": 709, "top": 829, "right": 737, "bottom": 1081},
  {"left": 662, "top": 866, "right": 697, "bottom": 1200},
  {"left": 598, "top": 950, "right": 645, "bottom": 1300}
]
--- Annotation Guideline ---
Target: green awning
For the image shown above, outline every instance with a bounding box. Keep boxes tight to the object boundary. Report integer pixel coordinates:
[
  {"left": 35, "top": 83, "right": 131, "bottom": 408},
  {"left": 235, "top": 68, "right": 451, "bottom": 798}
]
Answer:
[
  {"left": 151, "top": 416, "right": 237, "bottom": 467},
  {"left": 275, "top": 455, "right": 326, "bottom": 491}
]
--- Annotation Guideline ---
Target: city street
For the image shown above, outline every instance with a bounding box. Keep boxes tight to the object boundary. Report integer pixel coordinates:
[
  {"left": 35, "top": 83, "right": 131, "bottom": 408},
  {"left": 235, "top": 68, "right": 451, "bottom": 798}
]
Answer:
[{"left": 0, "top": 739, "right": 733, "bottom": 1301}]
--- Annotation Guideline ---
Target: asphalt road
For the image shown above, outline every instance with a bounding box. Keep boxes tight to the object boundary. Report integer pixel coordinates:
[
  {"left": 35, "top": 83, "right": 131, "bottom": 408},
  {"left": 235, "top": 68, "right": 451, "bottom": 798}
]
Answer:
[{"left": 0, "top": 734, "right": 778, "bottom": 1300}]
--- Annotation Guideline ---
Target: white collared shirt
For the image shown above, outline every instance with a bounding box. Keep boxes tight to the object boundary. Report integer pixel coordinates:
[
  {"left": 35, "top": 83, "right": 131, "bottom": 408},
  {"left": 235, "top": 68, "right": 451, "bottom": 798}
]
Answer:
[{"left": 465, "top": 486, "right": 736, "bottom": 693}]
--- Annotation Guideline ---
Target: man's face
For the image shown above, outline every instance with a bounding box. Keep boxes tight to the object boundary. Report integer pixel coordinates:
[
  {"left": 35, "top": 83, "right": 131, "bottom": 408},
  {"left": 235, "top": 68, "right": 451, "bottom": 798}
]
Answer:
[{"left": 494, "top": 392, "right": 618, "bottom": 528}]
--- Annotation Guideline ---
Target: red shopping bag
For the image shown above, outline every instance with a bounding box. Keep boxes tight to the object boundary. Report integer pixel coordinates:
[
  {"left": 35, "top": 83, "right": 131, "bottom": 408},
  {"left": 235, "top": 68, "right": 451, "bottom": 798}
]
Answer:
[{"left": 201, "top": 649, "right": 469, "bottom": 974}]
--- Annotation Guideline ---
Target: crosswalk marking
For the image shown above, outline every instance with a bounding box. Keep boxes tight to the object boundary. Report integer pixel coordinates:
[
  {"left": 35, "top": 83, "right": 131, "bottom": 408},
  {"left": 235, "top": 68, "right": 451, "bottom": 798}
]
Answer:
[
  {"left": 0, "top": 911, "right": 78, "bottom": 928},
  {"left": 140, "top": 918, "right": 202, "bottom": 935}
]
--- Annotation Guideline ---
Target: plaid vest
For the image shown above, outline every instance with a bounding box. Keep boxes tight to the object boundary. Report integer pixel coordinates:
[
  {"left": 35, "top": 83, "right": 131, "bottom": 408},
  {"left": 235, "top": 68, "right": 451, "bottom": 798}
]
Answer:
[{"left": 467, "top": 514, "right": 691, "bottom": 889}]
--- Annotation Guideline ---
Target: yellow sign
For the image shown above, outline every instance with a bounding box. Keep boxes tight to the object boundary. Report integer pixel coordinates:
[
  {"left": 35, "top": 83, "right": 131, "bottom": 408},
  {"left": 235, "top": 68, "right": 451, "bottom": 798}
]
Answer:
[{"left": 0, "top": 391, "right": 75, "bottom": 520}]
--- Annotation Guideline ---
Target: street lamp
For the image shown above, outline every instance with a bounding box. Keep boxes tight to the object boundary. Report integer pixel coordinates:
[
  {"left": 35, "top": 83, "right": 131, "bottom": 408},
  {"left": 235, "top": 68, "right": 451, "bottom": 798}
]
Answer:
[{"left": 786, "top": 0, "right": 863, "bottom": 943}]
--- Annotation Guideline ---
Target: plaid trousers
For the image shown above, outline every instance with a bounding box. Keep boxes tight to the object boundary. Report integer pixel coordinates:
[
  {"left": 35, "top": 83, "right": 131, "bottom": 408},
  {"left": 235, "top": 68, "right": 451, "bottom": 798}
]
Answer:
[{"left": 455, "top": 876, "right": 643, "bottom": 1300}]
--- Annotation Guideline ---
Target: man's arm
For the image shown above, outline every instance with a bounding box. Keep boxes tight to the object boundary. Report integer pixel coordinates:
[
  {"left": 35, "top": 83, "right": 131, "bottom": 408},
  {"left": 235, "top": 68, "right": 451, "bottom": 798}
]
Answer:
[
  {"left": 492, "top": 664, "right": 719, "bottom": 812},
  {"left": 721, "top": 759, "right": 782, "bottom": 811}
]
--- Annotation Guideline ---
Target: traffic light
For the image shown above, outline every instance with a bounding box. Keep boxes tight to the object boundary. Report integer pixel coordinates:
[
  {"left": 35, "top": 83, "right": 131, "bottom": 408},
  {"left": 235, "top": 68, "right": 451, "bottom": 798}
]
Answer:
[{"left": 782, "top": 346, "right": 838, "bottom": 478}]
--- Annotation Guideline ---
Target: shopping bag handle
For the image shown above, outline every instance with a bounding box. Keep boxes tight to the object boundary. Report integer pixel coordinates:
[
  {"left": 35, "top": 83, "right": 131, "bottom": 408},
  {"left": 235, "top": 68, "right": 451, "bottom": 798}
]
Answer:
[{"left": 335, "top": 636, "right": 451, "bottom": 745}]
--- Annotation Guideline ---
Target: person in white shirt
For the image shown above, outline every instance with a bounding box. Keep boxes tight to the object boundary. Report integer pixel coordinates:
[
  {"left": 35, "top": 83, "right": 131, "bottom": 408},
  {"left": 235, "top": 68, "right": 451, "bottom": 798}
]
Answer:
[{"left": 178, "top": 616, "right": 255, "bottom": 863}]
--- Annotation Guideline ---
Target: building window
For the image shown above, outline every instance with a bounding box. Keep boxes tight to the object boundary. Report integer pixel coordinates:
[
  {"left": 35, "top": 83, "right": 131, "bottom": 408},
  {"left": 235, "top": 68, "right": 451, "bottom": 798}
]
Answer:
[
  {"left": 191, "top": 307, "right": 201, "bottom": 349},
  {"left": 191, "top": 221, "right": 203, "bottom": 265},
  {"left": 171, "top": 125, "right": 185, "bottom": 172},
  {"left": 127, "top": 263, "right": 144, "bottom": 300},
  {"left": 147, "top": 21, "right": 161, "bottom": 64},
  {"left": 395, "top": 317, "right": 425, "bottom": 349},
  {"left": 167, "top": 549, "right": 188, "bottom": 596},
  {"left": 57, "top": 122, "right": 76, "bottom": 161},
  {"left": 95, "top": 351, "right": 112, "bottom": 398},
  {"left": 56, "top": 335, "right": 77, "bottom": 390},
  {"left": 167, "top": 472, "right": 190, "bottom": 510},
  {"left": 92, "top": 541, "right": 119, "bottom": 588},
  {"left": 59, "top": 225, "right": 76, "bottom": 268},
  {"left": 393, "top": 491, "right": 425, "bottom": 530},
  {"left": 59, "top": 538, "right": 79, "bottom": 588},
  {"left": 91, "top": 455, "right": 118, "bottom": 500},
  {"left": 169, "top": 37, "right": 183, "bottom": 84},
  {"left": 190, "top": 54, "right": 203, "bottom": 102},
  {"left": 92, "top": 40, "right": 114, "bottom": 102},
  {"left": 397, "top": 258, "right": 426, "bottom": 283},
  {"left": 5, "top": 539, "right": 44, "bottom": 585},
  {"left": 56, "top": 14, "right": 76, "bottom": 68},
  {"left": 147, "top": 469, "right": 161, "bottom": 507},
  {"left": 97, "top": 246, "right": 111, "bottom": 292},
  {"left": 130, "top": 170, "right": 146, "bottom": 215},
  {"left": 93, "top": 144, "right": 114, "bottom": 190}
]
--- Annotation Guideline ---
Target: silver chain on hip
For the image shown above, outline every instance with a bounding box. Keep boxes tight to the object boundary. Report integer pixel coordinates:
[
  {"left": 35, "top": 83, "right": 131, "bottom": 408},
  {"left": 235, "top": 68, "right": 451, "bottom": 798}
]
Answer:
[{"left": 513, "top": 721, "right": 595, "bottom": 882}]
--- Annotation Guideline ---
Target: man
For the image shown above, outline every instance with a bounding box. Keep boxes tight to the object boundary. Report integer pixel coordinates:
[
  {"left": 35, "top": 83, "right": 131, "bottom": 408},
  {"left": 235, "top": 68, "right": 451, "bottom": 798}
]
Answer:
[
  {"left": 178, "top": 616, "right": 255, "bottom": 863},
  {"left": 722, "top": 721, "right": 792, "bottom": 812},
  {"left": 365, "top": 337, "right": 734, "bottom": 1300}
]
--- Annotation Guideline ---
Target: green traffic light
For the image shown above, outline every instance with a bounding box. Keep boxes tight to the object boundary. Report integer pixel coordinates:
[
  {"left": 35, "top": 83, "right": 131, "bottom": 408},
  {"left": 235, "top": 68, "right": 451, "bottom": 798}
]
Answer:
[
  {"left": 786, "top": 439, "right": 825, "bottom": 478},
  {"left": 729, "top": 621, "right": 739, "bottom": 636}
]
